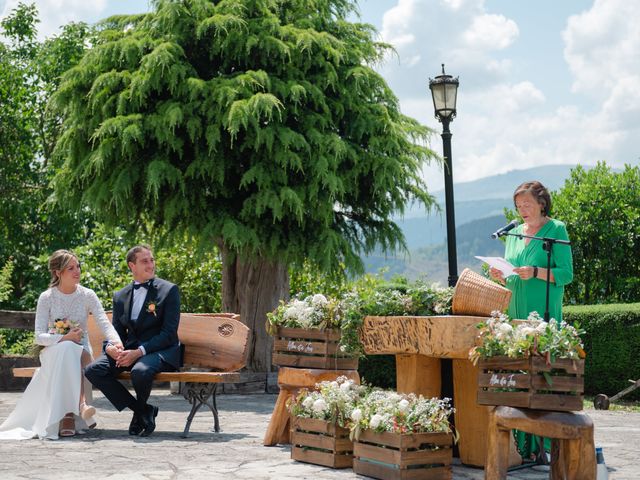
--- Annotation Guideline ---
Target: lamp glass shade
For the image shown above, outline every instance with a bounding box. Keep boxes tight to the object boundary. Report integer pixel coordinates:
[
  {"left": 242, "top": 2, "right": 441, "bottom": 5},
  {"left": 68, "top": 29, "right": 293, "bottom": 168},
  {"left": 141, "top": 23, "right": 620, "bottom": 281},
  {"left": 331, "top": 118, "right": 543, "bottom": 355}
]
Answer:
[{"left": 430, "top": 80, "right": 458, "bottom": 119}]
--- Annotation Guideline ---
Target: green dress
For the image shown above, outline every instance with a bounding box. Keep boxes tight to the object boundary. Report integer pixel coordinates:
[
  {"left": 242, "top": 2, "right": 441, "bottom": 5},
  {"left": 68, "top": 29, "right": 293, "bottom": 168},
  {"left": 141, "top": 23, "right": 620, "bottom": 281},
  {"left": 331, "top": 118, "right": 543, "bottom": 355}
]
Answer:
[
  {"left": 504, "top": 219, "right": 573, "bottom": 322},
  {"left": 504, "top": 218, "right": 574, "bottom": 459}
]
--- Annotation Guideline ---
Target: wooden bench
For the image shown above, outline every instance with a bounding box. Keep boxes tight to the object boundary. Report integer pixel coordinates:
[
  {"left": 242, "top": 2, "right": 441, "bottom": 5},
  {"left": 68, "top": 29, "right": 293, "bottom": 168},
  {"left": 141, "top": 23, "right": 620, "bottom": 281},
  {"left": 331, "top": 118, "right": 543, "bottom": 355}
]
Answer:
[{"left": 13, "top": 312, "right": 250, "bottom": 437}]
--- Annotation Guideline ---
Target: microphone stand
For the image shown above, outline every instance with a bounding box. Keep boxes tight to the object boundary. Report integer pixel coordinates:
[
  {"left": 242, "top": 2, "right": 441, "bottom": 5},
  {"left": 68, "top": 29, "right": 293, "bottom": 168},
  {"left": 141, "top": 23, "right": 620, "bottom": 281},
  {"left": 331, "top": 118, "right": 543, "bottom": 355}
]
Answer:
[{"left": 500, "top": 230, "right": 572, "bottom": 467}]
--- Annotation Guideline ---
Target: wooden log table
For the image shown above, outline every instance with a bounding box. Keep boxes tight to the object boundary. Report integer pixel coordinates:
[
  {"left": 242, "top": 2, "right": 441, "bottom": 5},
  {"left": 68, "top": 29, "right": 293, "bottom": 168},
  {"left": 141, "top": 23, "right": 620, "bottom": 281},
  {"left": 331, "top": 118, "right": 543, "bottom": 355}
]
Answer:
[
  {"left": 361, "top": 315, "right": 520, "bottom": 468},
  {"left": 263, "top": 367, "right": 360, "bottom": 446}
]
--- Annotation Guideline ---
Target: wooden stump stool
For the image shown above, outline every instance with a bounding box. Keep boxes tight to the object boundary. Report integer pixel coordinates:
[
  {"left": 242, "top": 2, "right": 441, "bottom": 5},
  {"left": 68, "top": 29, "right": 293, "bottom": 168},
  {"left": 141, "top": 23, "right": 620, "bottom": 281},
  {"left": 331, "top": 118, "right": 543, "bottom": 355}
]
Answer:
[
  {"left": 485, "top": 406, "right": 596, "bottom": 480},
  {"left": 263, "top": 367, "right": 360, "bottom": 446}
]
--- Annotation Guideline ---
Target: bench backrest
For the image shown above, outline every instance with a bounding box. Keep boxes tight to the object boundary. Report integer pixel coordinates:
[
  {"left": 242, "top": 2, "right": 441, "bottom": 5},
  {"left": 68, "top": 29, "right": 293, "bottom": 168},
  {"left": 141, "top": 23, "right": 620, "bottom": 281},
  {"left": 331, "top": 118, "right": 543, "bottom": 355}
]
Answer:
[{"left": 88, "top": 313, "right": 250, "bottom": 372}]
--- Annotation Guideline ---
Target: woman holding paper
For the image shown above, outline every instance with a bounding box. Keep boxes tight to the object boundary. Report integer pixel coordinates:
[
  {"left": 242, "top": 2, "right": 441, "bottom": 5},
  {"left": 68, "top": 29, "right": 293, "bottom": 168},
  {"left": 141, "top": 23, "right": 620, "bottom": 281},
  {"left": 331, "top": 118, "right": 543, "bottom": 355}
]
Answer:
[
  {"left": 489, "top": 180, "right": 573, "bottom": 321},
  {"left": 489, "top": 180, "right": 573, "bottom": 461}
]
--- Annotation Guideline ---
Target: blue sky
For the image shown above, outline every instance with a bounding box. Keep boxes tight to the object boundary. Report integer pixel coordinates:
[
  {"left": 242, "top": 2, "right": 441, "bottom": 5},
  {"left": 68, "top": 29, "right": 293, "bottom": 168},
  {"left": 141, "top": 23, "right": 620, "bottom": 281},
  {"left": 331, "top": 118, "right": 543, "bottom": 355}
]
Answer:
[{"left": 2, "top": 0, "right": 638, "bottom": 192}]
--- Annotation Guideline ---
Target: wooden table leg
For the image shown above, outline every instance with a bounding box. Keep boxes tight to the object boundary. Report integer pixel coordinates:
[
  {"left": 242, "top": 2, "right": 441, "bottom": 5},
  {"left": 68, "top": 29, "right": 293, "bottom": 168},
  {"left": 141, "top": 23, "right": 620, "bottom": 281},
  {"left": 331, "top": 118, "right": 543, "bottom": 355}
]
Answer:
[
  {"left": 452, "top": 360, "right": 522, "bottom": 467},
  {"left": 395, "top": 353, "right": 441, "bottom": 398},
  {"left": 263, "top": 387, "right": 291, "bottom": 446}
]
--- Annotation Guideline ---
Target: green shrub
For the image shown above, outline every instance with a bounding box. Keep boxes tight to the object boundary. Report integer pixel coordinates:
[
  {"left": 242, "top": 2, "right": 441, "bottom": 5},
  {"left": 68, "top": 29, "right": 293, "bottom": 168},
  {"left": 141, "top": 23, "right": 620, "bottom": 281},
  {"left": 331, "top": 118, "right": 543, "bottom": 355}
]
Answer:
[
  {"left": 565, "top": 303, "right": 640, "bottom": 400},
  {"left": 0, "top": 328, "right": 33, "bottom": 355}
]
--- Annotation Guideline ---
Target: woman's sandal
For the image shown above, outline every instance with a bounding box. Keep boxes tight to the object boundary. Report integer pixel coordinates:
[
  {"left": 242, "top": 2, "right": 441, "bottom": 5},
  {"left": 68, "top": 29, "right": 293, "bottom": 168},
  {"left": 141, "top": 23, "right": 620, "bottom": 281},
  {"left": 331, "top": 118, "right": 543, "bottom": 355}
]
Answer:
[
  {"left": 79, "top": 402, "right": 96, "bottom": 421},
  {"left": 59, "top": 413, "right": 75, "bottom": 437}
]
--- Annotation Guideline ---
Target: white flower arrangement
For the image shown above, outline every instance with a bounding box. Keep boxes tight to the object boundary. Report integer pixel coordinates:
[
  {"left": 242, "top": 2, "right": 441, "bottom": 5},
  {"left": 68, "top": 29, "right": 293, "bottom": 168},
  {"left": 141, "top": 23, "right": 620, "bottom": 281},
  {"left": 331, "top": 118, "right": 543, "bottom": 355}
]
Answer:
[
  {"left": 289, "top": 378, "right": 456, "bottom": 442},
  {"left": 349, "top": 390, "right": 455, "bottom": 440},
  {"left": 469, "top": 310, "right": 586, "bottom": 365},
  {"left": 288, "top": 376, "right": 368, "bottom": 427},
  {"left": 267, "top": 293, "right": 342, "bottom": 331}
]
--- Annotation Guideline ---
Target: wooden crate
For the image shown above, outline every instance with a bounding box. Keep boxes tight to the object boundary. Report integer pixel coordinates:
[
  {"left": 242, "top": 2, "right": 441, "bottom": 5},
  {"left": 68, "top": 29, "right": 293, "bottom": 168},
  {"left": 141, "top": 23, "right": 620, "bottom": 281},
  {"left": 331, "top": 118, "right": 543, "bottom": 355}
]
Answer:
[
  {"left": 477, "top": 356, "right": 584, "bottom": 412},
  {"left": 272, "top": 327, "right": 358, "bottom": 370},
  {"left": 290, "top": 416, "right": 353, "bottom": 468},
  {"left": 353, "top": 430, "right": 453, "bottom": 480}
]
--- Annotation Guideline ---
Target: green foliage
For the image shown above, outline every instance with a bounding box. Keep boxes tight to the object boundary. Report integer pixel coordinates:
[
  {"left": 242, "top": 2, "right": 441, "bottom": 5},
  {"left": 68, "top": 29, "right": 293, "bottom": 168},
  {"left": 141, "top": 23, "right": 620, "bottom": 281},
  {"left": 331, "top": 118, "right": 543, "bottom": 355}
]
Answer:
[
  {"left": 0, "top": 328, "right": 34, "bottom": 355},
  {"left": 565, "top": 303, "right": 640, "bottom": 399},
  {"left": 0, "top": 3, "right": 93, "bottom": 309},
  {"left": 0, "top": 260, "right": 14, "bottom": 302},
  {"left": 553, "top": 162, "right": 640, "bottom": 304},
  {"left": 153, "top": 241, "right": 223, "bottom": 313},
  {"left": 358, "top": 355, "right": 396, "bottom": 389},
  {"left": 289, "top": 259, "right": 349, "bottom": 298},
  {"left": 52, "top": 0, "right": 440, "bottom": 276}
]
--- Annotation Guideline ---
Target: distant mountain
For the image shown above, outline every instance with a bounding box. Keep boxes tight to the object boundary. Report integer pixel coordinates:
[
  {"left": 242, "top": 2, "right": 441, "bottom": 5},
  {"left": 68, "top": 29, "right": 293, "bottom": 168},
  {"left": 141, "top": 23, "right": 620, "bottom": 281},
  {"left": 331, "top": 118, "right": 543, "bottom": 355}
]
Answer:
[
  {"left": 366, "top": 164, "right": 588, "bottom": 285},
  {"left": 364, "top": 214, "right": 507, "bottom": 285},
  {"left": 398, "top": 164, "right": 580, "bottom": 220},
  {"left": 396, "top": 164, "right": 583, "bottom": 250}
]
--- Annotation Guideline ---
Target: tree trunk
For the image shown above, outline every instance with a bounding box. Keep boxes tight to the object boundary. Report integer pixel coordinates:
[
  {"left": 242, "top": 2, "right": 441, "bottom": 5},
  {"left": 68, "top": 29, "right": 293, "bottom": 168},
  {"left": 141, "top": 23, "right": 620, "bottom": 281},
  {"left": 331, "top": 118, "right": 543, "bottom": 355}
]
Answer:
[{"left": 220, "top": 244, "right": 289, "bottom": 372}]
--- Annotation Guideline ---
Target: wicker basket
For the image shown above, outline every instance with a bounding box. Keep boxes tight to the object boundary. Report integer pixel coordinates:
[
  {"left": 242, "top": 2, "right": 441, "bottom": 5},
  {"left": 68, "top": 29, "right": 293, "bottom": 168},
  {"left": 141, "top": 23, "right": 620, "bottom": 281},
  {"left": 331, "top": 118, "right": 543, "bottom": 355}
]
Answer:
[{"left": 452, "top": 268, "right": 511, "bottom": 316}]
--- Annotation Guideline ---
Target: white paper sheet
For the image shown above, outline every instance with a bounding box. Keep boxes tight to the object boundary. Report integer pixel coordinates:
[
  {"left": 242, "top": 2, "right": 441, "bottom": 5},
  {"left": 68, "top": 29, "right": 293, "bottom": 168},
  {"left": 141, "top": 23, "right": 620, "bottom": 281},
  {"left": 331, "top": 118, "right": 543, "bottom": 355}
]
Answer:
[{"left": 474, "top": 256, "right": 517, "bottom": 277}]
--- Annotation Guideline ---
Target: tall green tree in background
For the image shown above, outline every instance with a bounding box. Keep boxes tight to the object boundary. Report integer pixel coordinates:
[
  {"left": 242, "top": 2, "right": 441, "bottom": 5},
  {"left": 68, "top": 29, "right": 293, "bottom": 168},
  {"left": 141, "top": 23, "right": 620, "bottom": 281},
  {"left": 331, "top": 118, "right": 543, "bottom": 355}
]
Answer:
[
  {"left": 52, "top": 0, "right": 440, "bottom": 371},
  {"left": 0, "top": 3, "right": 92, "bottom": 307},
  {"left": 553, "top": 162, "right": 640, "bottom": 304}
]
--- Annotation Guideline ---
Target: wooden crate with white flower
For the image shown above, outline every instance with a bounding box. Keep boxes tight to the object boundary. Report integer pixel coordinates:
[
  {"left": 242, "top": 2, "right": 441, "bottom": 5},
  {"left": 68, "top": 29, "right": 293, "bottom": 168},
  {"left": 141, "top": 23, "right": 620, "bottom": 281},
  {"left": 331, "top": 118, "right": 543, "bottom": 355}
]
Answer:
[
  {"left": 290, "top": 416, "right": 354, "bottom": 468},
  {"left": 477, "top": 356, "right": 584, "bottom": 412},
  {"left": 353, "top": 430, "right": 453, "bottom": 480},
  {"left": 272, "top": 327, "right": 358, "bottom": 370}
]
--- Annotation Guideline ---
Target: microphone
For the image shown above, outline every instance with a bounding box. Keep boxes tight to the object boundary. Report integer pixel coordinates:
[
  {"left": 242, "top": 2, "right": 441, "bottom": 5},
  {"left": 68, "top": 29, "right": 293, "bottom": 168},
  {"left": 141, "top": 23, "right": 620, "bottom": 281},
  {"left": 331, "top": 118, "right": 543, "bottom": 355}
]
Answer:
[{"left": 490, "top": 220, "right": 519, "bottom": 239}]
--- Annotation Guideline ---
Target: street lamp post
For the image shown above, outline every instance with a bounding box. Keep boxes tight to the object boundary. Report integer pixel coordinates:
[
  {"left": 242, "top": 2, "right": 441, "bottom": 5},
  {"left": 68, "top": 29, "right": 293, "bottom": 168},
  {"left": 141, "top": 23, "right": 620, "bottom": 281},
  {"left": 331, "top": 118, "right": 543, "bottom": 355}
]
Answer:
[{"left": 429, "top": 64, "right": 460, "bottom": 288}]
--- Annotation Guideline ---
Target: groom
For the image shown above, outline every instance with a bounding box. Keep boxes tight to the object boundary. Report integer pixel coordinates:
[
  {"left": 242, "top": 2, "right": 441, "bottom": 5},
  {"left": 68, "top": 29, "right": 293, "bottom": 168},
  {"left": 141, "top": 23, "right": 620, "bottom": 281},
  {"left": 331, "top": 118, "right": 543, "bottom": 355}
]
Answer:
[{"left": 85, "top": 244, "right": 181, "bottom": 437}]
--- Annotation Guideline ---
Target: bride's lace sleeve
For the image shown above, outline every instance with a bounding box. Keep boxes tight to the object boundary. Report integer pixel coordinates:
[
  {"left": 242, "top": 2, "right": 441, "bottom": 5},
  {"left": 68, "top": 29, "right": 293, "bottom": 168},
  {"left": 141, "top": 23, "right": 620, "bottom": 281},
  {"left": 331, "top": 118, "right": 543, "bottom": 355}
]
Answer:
[
  {"left": 87, "top": 289, "right": 121, "bottom": 344},
  {"left": 34, "top": 291, "right": 63, "bottom": 346}
]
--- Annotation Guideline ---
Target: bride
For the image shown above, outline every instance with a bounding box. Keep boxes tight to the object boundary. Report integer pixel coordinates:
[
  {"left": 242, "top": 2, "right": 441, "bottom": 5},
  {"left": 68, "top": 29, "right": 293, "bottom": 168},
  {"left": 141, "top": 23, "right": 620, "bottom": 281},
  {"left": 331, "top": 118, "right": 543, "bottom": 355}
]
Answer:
[{"left": 0, "top": 249, "right": 122, "bottom": 439}]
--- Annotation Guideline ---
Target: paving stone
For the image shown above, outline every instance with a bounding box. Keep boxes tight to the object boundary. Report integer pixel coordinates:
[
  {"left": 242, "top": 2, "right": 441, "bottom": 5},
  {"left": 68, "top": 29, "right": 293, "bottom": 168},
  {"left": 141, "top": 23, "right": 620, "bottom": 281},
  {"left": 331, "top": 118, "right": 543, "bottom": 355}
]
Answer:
[{"left": 0, "top": 390, "right": 637, "bottom": 479}]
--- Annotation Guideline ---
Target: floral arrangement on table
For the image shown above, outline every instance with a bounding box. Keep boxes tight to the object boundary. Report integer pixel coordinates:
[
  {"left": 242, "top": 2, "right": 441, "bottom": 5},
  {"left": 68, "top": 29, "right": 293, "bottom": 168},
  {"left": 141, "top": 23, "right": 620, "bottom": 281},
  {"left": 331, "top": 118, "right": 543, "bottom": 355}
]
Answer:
[
  {"left": 29, "top": 318, "right": 80, "bottom": 357},
  {"left": 267, "top": 294, "right": 342, "bottom": 331},
  {"left": 468, "top": 310, "right": 586, "bottom": 365},
  {"left": 288, "top": 375, "right": 368, "bottom": 428},
  {"left": 267, "top": 293, "right": 362, "bottom": 355},
  {"left": 349, "top": 390, "right": 456, "bottom": 441},
  {"left": 267, "top": 282, "right": 454, "bottom": 357}
]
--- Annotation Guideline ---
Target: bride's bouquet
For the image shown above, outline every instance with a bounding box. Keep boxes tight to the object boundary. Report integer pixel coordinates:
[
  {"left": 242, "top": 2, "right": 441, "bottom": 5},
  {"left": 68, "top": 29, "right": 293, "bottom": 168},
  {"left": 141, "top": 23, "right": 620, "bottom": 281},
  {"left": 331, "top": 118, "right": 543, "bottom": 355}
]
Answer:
[{"left": 29, "top": 318, "right": 79, "bottom": 357}]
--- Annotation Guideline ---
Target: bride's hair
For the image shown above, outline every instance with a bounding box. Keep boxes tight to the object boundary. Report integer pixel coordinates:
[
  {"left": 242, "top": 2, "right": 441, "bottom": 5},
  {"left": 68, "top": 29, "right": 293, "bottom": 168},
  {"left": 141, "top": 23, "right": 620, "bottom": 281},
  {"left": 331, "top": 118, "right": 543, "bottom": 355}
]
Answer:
[{"left": 48, "top": 249, "right": 78, "bottom": 288}]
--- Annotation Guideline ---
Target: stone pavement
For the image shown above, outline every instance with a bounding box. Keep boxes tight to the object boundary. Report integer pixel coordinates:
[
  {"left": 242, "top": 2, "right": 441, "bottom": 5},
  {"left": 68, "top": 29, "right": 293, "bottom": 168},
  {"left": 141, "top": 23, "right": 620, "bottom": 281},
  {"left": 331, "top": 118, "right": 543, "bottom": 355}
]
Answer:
[{"left": 0, "top": 389, "right": 636, "bottom": 479}]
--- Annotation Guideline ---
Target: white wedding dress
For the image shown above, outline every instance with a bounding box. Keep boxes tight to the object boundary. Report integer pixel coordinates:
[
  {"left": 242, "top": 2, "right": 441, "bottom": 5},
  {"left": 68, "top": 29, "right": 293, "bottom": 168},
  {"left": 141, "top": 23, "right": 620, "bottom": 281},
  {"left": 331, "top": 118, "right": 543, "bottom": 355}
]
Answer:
[{"left": 0, "top": 285, "right": 120, "bottom": 440}]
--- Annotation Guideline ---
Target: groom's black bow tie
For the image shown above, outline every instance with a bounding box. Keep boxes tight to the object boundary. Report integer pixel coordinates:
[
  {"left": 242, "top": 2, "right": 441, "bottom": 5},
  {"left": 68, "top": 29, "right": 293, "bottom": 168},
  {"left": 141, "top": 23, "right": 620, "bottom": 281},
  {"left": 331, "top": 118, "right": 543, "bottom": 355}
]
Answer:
[{"left": 133, "top": 280, "right": 153, "bottom": 290}]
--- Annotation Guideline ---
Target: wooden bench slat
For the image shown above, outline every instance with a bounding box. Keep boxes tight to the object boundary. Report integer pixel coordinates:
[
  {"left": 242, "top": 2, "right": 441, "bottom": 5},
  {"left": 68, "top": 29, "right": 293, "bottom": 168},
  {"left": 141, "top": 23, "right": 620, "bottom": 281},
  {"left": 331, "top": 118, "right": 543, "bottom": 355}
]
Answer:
[{"left": 12, "top": 367, "right": 241, "bottom": 384}]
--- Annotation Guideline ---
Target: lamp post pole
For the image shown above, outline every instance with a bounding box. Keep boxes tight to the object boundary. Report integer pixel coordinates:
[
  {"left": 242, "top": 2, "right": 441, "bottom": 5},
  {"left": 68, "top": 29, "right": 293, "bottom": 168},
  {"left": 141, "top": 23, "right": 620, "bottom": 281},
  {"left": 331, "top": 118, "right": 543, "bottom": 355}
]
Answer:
[
  {"left": 441, "top": 117, "right": 458, "bottom": 287},
  {"left": 429, "top": 64, "right": 459, "bottom": 288}
]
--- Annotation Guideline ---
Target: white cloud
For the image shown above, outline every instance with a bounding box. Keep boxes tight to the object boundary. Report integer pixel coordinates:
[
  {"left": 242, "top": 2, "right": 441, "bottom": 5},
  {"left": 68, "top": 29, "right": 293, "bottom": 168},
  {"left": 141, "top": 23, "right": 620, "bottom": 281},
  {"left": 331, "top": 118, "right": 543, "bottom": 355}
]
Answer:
[
  {"left": 563, "top": 0, "right": 640, "bottom": 99},
  {"left": 462, "top": 14, "right": 519, "bottom": 51},
  {"left": 375, "top": 0, "right": 639, "bottom": 191},
  {"left": 1, "top": 0, "right": 108, "bottom": 39}
]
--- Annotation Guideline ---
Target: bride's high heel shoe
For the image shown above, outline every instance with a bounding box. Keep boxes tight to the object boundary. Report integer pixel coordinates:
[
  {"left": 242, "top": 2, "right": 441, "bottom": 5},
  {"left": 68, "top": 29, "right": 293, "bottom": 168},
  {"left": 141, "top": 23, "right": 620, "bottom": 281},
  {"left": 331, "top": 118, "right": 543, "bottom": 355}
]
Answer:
[
  {"left": 59, "top": 413, "right": 75, "bottom": 437},
  {"left": 79, "top": 402, "right": 96, "bottom": 421}
]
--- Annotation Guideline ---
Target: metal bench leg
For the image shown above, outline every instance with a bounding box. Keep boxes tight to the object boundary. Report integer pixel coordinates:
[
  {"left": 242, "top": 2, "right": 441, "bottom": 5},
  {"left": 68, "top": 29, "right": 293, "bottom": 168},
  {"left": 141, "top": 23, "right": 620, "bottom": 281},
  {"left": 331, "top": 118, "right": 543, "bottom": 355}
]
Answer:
[{"left": 181, "top": 382, "right": 220, "bottom": 437}]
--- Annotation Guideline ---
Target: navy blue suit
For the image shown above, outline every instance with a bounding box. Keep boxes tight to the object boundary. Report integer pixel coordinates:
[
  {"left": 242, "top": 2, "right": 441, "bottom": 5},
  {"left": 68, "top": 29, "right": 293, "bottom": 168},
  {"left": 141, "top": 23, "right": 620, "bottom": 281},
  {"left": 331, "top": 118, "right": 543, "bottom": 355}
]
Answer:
[{"left": 85, "top": 277, "right": 181, "bottom": 412}]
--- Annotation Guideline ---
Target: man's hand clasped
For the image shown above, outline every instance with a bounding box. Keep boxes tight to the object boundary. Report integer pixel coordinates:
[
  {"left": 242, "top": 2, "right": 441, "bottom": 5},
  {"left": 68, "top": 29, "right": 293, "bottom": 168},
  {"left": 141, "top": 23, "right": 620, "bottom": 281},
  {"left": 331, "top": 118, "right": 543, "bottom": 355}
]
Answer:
[{"left": 115, "top": 348, "right": 143, "bottom": 368}]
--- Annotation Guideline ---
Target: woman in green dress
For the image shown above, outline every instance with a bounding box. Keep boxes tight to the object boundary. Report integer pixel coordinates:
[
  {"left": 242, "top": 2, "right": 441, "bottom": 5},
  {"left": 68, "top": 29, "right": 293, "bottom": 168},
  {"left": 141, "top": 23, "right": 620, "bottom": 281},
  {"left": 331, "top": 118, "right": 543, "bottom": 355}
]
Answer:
[{"left": 489, "top": 180, "right": 574, "bottom": 461}]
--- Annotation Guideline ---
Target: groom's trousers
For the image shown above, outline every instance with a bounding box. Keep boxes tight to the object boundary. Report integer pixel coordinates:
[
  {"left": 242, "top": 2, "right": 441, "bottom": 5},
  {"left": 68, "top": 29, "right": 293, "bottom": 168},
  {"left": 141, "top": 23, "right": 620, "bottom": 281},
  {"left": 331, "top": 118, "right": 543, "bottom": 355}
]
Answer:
[{"left": 85, "top": 351, "right": 174, "bottom": 413}]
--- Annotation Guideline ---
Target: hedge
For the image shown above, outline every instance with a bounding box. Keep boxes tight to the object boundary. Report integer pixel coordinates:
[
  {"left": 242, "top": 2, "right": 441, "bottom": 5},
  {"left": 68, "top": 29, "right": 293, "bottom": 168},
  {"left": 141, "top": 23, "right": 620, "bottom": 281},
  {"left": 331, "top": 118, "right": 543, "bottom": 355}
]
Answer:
[{"left": 565, "top": 303, "right": 640, "bottom": 400}]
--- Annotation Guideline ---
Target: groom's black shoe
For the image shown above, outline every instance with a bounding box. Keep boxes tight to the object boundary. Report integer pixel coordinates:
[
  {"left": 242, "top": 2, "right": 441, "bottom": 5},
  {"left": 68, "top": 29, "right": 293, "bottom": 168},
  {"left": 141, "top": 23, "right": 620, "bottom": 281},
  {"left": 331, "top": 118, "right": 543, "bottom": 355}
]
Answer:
[
  {"left": 140, "top": 404, "right": 159, "bottom": 437},
  {"left": 129, "top": 412, "right": 143, "bottom": 436}
]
